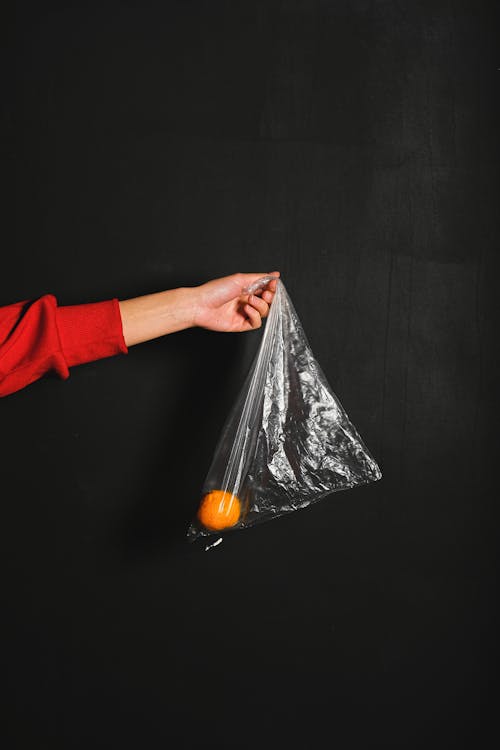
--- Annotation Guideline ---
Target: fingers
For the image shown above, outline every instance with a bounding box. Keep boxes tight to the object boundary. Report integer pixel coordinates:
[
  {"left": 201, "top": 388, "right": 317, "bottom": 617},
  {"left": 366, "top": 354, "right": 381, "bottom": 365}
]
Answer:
[
  {"left": 240, "top": 271, "right": 280, "bottom": 295},
  {"left": 247, "top": 293, "right": 269, "bottom": 318},
  {"left": 263, "top": 271, "right": 279, "bottom": 296},
  {"left": 244, "top": 272, "right": 279, "bottom": 303},
  {"left": 237, "top": 270, "right": 280, "bottom": 330},
  {"left": 261, "top": 290, "right": 273, "bottom": 303},
  {"left": 244, "top": 302, "right": 262, "bottom": 329},
  {"left": 242, "top": 290, "right": 273, "bottom": 330}
]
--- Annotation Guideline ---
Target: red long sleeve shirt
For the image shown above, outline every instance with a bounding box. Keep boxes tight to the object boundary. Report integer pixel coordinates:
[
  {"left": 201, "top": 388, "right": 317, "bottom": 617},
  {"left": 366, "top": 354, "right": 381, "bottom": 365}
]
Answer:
[{"left": 0, "top": 295, "right": 128, "bottom": 398}]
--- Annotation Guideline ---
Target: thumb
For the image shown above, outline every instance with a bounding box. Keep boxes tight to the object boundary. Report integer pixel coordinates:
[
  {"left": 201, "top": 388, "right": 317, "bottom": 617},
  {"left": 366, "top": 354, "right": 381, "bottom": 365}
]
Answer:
[{"left": 241, "top": 272, "right": 280, "bottom": 295}]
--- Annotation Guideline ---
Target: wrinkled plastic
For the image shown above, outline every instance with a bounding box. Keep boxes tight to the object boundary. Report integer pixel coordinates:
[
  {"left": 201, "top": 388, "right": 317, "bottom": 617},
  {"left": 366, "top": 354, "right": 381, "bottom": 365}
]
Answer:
[{"left": 188, "top": 277, "right": 381, "bottom": 541}]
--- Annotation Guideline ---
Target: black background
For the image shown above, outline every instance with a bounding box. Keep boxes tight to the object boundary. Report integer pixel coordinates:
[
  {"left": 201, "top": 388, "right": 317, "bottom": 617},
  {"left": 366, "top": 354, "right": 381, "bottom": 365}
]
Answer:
[{"left": 2, "top": 2, "right": 499, "bottom": 748}]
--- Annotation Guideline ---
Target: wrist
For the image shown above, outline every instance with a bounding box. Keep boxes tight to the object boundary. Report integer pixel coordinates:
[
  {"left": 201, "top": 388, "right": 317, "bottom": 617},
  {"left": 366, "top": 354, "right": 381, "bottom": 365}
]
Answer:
[
  {"left": 182, "top": 286, "right": 201, "bottom": 329},
  {"left": 157, "top": 286, "right": 199, "bottom": 333},
  {"left": 185, "top": 285, "right": 203, "bottom": 328}
]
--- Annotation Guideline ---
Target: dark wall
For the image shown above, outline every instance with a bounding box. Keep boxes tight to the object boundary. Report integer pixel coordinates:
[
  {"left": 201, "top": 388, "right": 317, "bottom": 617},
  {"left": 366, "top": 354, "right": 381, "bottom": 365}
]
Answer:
[{"left": 2, "top": 2, "right": 498, "bottom": 748}]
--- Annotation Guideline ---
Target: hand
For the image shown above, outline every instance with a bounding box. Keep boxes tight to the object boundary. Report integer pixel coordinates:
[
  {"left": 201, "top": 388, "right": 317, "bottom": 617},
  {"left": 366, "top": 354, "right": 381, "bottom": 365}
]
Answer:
[
  {"left": 192, "top": 272, "right": 280, "bottom": 333},
  {"left": 119, "top": 271, "right": 281, "bottom": 347}
]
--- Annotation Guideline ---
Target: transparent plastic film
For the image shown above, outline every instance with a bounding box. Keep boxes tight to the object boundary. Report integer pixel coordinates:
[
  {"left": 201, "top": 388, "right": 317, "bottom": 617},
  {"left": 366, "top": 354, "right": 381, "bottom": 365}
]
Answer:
[{"left": 188, "top": 277, "right": 381, "bottom": 542}]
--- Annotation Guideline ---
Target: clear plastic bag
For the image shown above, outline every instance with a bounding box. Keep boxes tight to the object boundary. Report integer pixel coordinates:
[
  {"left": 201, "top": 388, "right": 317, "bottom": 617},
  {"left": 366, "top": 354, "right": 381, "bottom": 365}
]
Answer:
[{"left": 188, "top": 276, "right": 381, "bottom": 542}]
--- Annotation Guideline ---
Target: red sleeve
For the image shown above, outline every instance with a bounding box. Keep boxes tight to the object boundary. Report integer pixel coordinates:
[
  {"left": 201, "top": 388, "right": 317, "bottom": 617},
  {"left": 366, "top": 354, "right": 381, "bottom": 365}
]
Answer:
[{"left": 0, "top": 295, "right": 128, "bottom": 398}]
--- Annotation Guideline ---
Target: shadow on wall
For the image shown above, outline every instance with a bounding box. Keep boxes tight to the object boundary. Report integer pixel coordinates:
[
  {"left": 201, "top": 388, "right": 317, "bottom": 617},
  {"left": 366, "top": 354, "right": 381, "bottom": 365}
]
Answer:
[{"left": 111, "top": 273, "right": 250, "bottom": 560}]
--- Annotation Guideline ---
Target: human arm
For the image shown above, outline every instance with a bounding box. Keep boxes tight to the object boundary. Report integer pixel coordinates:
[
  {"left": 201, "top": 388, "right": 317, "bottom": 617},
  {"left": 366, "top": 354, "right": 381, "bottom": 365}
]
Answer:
[
  {"left": 118, "top": 271, "right": 280, "bottom": 346},
  {"left": 0, "top": 296, "right": 127, "bottom": 398},
  {"left": 0, "top": 272, "right": 280, "bottom": 397}
]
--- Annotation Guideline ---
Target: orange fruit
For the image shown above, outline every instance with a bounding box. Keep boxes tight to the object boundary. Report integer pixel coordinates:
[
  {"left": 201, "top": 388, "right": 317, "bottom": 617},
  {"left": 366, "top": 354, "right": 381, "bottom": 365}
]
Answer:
[{"left": 197, "top": 490, "right": 241, "bottom": 531}]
